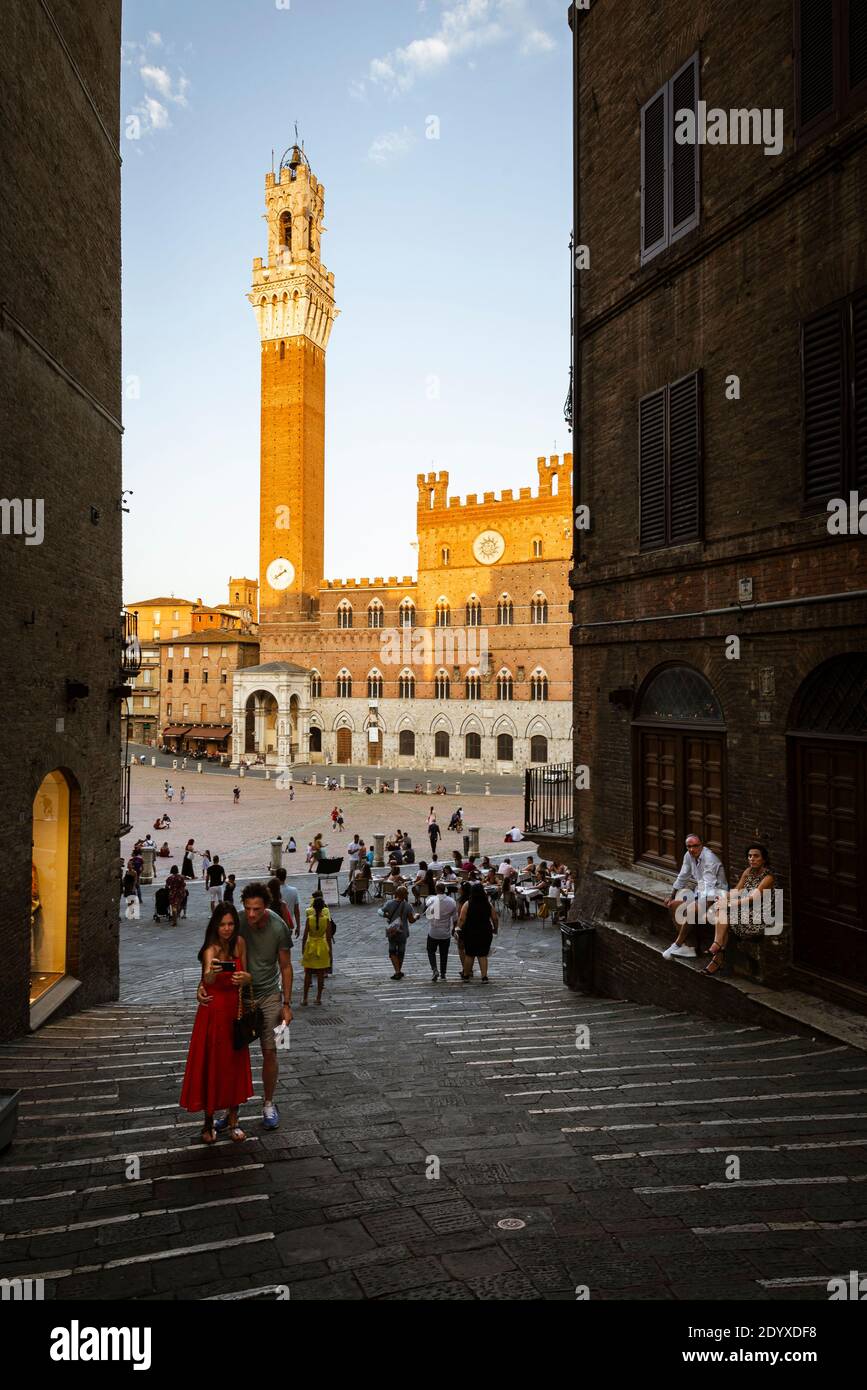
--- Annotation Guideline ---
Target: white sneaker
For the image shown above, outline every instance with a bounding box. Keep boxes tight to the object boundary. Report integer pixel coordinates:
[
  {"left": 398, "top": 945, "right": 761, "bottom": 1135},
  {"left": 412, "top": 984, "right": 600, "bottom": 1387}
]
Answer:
[
  {"left": 669, "top": 944, "right": 696, "bottom": 958},
  {"left": 662, "top": 944, "right": 677, "bottom": 958}
]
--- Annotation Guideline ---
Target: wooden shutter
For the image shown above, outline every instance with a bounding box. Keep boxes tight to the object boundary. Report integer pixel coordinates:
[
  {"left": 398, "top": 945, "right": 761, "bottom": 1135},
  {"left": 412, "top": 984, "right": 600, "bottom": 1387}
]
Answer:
[
  {"left": 670, "top": 54, "right": 699, "bottom": 241},
  {"left": 846, "top": 0, "right": 867, "bottom": 106},
  {"left": 851, "top": 290, "right": 867, "bottom": 490},
  {"left": 668, "top": 371, "right": 702, "bottom": 541},
  {"left": 803, "top": 305, "right": 846, "bottom": 502},
  {"left": 641, "top": 88, "right": 667, "bottom": 262},
  {"left": 639, "top": 388, "right": 667, "bottom": 549},
  {"left": 797, "top": 0, "right": 838, "bottom": 138}
]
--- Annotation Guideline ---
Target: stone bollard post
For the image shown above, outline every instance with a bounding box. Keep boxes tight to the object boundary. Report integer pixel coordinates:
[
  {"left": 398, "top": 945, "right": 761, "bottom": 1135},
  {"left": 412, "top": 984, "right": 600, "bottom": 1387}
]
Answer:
[
  {"left": 198, "top": 763, "right": 203, "bottom": 774},
  {"left": 468, "top": 827, "right": 480, "bottom": 855},
  {"left": 265, "top": 769, "right": 271, "bottom": 780},
  {"left": 373, "top": 833, "right": 385, "bottom": 868},
  {"left": 172, "top": 759, "right": 178, "bottom": 770},
  {"left": 357, "top": 775, "right": 363, "bottom": 792},
  {"left": 269, "top": 837, "right": 284, "bottom": 874},
  {"left": 426, "top": 780, "right": 432, "bottom": 795},
  {"left": 151, "top": 757, "right": 156, "bottom": 767},
  {"left": 140, "top": 846, "right": 156, "bottom": 885},
  {"left": 393, "top": 778, "right": 399, "bottom": 794},
  {"left": 375, "top": 777, "right": 381, "bottom": 793},
  {"left": 484, "top": 783, "right": 490, "bottom": 795},
  {"left": 340, "top": 774, "right": 345, "bottom": 790},
  {"left": 455, "top": 782, "right": 460, "bottom": 794},
  {"left": 239, "top": 766, "right": 245, "bottom": 777}
]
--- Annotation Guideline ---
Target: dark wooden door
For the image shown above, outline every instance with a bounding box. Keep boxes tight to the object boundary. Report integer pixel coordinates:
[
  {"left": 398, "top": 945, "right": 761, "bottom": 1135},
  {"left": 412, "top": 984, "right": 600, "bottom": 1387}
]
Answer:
[
  {"left": 336, "top": 728, "right": 352, "bottom": 764},
  {"left": 367, "top": 732, "right": 382, "bottom": 767},
  {"left": 638, "top": 731, "right": 677, "bottom": 865},
  {"left": 637, "top": 730, "right": 725, "bottom": 869},
  {"left": 790, "top": 738, "right": 867, "bottom": 988}
]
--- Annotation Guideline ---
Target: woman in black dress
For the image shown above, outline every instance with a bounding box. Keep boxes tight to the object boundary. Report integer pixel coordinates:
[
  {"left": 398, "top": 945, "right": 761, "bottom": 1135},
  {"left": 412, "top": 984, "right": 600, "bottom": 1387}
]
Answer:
[
  {"left": 182, "top": 839, "right": 197, "bottom": 879},
  {"left": 458, "top": 883, "right": 498, "bottom": 982}
]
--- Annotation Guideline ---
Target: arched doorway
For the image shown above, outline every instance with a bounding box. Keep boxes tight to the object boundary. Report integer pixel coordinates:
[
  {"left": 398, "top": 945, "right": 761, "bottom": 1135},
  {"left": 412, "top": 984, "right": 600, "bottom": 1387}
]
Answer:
[
  {"left": 632, "top": 664, "right": 726, "bottom": 870},
  {"left": 289, "top": 694, "right": 300, "bottom": 760},
  {"left": 788, "top": 654, "right": 867, "bottom": 991},
  {"left": 244, "top": 691, "right": 278, "bottom": 757},
  {"left": 31, "top": 770, "right": 76, "bottom": 1003},
  {"left": 336, "top": 727, "right": 352, "bottom": 764},
  {"left": 309, "top": 725, "right": 322, "bottom": 754}
]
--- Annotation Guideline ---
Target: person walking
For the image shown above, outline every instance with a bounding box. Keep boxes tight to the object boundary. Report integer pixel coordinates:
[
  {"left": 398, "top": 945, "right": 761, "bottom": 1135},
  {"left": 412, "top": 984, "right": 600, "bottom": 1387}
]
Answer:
[
  {"left": 180, "top": 785, "right": 186, "bottom": 804},
  {"left": 233, "top": 785, "right": 240, "bottom": 804},
  {"left": 182, "top": 839, "right": 197, "bottom": 879},
  {"left": 199, "top": 882, "right": 293, "bottom": 1132},
  {"left": 167, "top": 784, "right": 175, "bottom": 803},
  {"left": 428, "top": 817, "right": 441, "bottom": 860},
  {"left": 301, "top": 891, "right": 333, "bottom": 1005},
  {"left": 458, "top": 883, "right": 498, "bottom": 981},
  {"left": 180, "top": 904, "right": 253, "bottom": 1144},
  {"left": 201, "top": 848, "right": 213, "bottom": 884},
  {"left": 166, "top": 865, "right": 187, "bottom": 928},
  {"left": 383, "top": 885, "right": 417, "bottom": 980},
  {"left": 275, "top": 867, "right": 301, "bottom": 940},
  {"left": 425, "top": 883, "right": 458, "bottom": 981},
  {"left": 206, "top": 854, "right": 227, "bottom": 909},
  {"left": 223, "top": 873, "right": 237, "bottom": 905}
]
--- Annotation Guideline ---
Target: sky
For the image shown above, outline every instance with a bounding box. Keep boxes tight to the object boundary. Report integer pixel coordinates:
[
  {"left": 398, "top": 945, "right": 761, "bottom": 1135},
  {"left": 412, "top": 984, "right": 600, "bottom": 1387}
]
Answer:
[{"left": 121, "top": 0, "right": 572, "bottom": 607}]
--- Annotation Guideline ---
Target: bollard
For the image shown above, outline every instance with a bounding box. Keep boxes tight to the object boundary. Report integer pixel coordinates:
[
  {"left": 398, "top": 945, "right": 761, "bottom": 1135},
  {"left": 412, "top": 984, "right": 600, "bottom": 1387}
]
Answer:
[
  {"left": 239, "top": 766, "right": 245, "bottom": 778},
  {"left": 172, "top": 758, "right": 178, "bottom": 770},
  {"left": 140, "top": 845, "right": 156, "bottom": 885},
  {"left": 198, "top": 763, "right": 203, "bottom": 774},
  {"left": 269, "top": 837, "right": 283, "bottom": 874},
  {"left": 357, "top": 775, "right": 363, "bottom": 792},
  {"left": 311, "top": 774, "right": 317, "bottom": 786},
  {"left": 468, "top": 827, "right": 480, "bottom": 855},
  {"left": 454, "top": 782, "right": 460, "bottom": 794},
  {"left": 426, "top": 780, "right": 432, "bottom": 795},
  {"left": 265, "top": 770, "right": 270, "bottom": 780},
  {"left": 373, "top": 833, "right": 385, "bottom": 868},
  {"left": 340, "top": 774, "right": 345, "bottom": 790},
  {"left": 151, "top": 756, "right": 156, "bottom": 767},
  {"left": 393, "top": 778, "right": 399, "bottom": 794},
  {"left": 484, "top": 783, "right": 490, "bottom": 795},
  {"left": 375, "top": 777, "right": 381, "bottom": 793}
]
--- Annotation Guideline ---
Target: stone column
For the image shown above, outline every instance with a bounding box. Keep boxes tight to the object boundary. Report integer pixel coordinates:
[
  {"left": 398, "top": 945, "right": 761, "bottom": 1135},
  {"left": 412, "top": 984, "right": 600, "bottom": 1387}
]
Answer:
[
  {"left": 373, "top": 833, "right": 385, "bottom": 867},
  {"left": 140, "top": 846, "right": 155, "bottom": 884},
  {"left": 468, "top": 827, "right": 480, "bottom": 855}
]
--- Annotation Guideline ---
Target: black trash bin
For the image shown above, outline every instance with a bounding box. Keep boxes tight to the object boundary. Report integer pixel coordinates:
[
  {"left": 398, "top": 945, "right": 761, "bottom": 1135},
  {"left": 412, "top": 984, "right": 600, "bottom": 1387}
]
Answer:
[{"left": 561, "top": 920, "right": 596, "bottom": 993}]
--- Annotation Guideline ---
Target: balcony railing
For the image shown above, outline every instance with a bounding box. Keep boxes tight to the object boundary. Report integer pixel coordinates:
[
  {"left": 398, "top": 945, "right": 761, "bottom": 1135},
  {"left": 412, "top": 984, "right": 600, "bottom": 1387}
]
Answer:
[
  {"left": 121, "top": 609, "right": 142, "bottom": 678},
  {"left": 119, "top": 759, "right": 132, "bottom": 837},
  {"left": 524, "top": 762, "right": 574, "bottom": 839}
]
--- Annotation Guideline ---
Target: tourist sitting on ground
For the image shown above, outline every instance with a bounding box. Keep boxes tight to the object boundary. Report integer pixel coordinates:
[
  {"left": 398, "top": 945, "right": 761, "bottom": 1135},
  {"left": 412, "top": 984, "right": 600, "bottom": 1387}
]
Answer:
[
  {"left": 703, "top": 845, "right": 776, "bottom": 976},
  {"left": 663, "top": 834, "right": 728, "bottom": 961},
  {"left": 411, "top": 862, "right": 436, "bottom": 905},
  {"left": 158, "top": 841, "right": 171, "bottom": 857},
  {"left": 364, "top": 784, "right": 373, "bottom": 795},
  {"left": 505, "top": 825, "right": 524, "bottom": 843},
  {"left": 414, "top": 784, "right": 423, "bottom": 794},
  {"left": 287, "top": 836, "right": 296, "bottom": 853}
]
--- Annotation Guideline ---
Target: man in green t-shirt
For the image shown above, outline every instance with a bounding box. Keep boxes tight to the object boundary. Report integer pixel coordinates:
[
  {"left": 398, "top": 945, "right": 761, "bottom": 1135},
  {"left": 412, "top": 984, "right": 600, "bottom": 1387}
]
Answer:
[{"left": 198, "top": 881, "right": 293, "bottom": 1131}]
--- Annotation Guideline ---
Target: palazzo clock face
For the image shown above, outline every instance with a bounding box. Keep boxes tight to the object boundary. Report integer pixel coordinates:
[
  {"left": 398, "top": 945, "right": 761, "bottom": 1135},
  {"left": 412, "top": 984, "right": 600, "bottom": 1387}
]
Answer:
[
  {"left": 472, "top": 529, "right": 505, "bottom": 565},
  {"left": 266, "top": 557, "right": 295, "bottom": 591}
]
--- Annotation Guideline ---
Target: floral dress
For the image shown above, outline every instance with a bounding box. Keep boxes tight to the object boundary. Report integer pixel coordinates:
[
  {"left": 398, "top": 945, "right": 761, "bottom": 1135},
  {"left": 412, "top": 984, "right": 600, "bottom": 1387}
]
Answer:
[{"left": 731, "top": 867, "right": 775, "bottom": 937}]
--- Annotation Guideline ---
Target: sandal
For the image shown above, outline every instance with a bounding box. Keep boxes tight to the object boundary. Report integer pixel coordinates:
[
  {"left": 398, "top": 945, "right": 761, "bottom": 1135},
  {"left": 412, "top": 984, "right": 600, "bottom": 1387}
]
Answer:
[
  {"left": 229, "top": 1126, "right": 246, "bottom": 1143},
  {"left": 703, "top": 947, "right": 725, "bottom": 975},
  {"left": 200, "top": 1126, "right": 216, "bottom": 1145}
]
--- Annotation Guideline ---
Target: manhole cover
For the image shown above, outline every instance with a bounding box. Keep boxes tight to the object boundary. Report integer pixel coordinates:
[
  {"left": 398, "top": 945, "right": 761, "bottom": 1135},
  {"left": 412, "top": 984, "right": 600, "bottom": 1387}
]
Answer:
[{"left": 497, "top": 1218, "right": 526, "bottom": 1231}]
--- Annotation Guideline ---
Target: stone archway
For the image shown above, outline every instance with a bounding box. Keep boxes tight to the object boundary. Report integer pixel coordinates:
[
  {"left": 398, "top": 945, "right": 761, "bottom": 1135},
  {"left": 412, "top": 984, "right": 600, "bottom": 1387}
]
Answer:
[{"left": 244, "top": 690, "right": 278, "bottom": 757}]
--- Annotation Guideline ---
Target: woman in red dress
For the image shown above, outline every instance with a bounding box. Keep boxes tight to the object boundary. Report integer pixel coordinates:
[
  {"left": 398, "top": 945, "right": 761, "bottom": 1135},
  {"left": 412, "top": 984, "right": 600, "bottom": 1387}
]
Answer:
[{"left": 180, "top": 903, "right": 254, "bottom": 1144}]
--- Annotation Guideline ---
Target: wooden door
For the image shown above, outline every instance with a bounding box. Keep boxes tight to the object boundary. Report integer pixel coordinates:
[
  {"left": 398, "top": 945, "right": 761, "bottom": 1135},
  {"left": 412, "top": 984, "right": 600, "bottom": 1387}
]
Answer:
[
  {"left": 790, "top": 738, "right": 867, "bottom": 988},
  {"left": 336, "top": 728, "right": 352, "bottom": 764},
  {"left": 638, "top": 731, "right": 677, "bottom": 865}
]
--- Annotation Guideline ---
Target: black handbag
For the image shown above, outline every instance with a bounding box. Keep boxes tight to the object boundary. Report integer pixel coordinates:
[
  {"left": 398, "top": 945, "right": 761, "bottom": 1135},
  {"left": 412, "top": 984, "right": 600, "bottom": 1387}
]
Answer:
[{"left": 233, "top": 983, "right": 264, "bottom": 1051}]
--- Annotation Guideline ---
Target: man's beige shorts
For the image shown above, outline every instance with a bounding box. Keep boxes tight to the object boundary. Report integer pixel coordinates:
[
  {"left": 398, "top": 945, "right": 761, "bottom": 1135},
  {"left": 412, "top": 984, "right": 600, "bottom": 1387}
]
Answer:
[{"left": 254, "top": 991, "right": 282, "bottom": 1052}]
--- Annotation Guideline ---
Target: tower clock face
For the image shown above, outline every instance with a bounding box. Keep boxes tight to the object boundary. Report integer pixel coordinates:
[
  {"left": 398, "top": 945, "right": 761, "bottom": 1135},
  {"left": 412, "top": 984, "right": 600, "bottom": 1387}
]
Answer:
[
  {"left": 472, "top": 530, "right": 505, "bottom": 565},
  {"left": 266, "top": 557, "right": 295, "bottom": 591}
]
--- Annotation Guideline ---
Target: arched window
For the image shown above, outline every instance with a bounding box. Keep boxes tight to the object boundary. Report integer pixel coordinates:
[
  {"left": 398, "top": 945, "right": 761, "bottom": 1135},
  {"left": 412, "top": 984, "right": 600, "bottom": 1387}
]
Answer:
[
  {"left": 368, "top": 600, "right": 384, "bottom": 629},
  {"left": 399, "top": 729, "right": 416, "bottom": 756},
  {"left": 336, "top": 669, "right": 352, "bottom": 698},
  {"left": 531, "top": 592, "right": 548, "bottom": 624},
  {"left": 399, "top": 599, "right": 415, "bottom": 628},
  {"left": 280, "top": 210, "right": 292, "bottom": 250},
  {"left": 497, "top": 595, "right": 514, "bottom": 625},
  {"left": 465, "top": 731, "right": 482, "bottom": 760},
  {"left": 434, "top": 670, "right": 450, "bottom": 700},
  {"left": 434, "top": 730, "right": 450, "bottom": 758},
  {"left": 530, "top": 670, "right": 549, "bottom": 701},
  {"left": 398, "top": 669, "right": 415, "bottom": 700},
  {"left": 465, "top": 670, "right": 481, "bottom": 700},
  {"left": 367, "top": 670, "right": 383, "bottom": 699},
  {"left": 435, "top": 599, "right": 451, "bottom": 628},
  {"left": 497, "top": 733, "right": 514, "bottom": 761},
  {"left": 633, "top": 664, "right": 726, "bottom": 870},
  {"left": 441, "top": 546, "right": 450, "bottom": 565},
  {"left": 309, "top": 726, "right": 322, "bottom": 753},
  {"left": 310, "top": 670, "right": 322, "bottom": 699},
  {"left": 337, "top": 601, "right": 353, "bottom": 630},
  {"left": 532, "top": 537, "right": 543, "bottom": 558},
  {"left": 497, "top": 669, "right": 514, "bottom": 701},
  {"left": 530, "top": 734, "right": 548, "bottom": 763},
  {"left": 466, "top": 596, "right": 482, "bottom": 627}
]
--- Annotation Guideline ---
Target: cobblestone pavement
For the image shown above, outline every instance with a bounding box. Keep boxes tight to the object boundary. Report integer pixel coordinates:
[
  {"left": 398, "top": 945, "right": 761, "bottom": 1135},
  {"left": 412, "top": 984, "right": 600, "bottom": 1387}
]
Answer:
[{"left": 1, "top": 875, "right": 866, "bottom": 1301}]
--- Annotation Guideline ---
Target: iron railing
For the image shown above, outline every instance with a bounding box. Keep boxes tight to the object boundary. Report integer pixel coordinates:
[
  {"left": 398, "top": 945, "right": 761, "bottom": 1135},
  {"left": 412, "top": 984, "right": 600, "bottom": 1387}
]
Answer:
[
  {"left": 121, "top": 609, "right": 141, "bottom": 678},
  {"left": 119, "top": 759, "right": 132, "bottom": 837},
  {"left": 524, "top": 761, "right": 574, "bottom": 838}
]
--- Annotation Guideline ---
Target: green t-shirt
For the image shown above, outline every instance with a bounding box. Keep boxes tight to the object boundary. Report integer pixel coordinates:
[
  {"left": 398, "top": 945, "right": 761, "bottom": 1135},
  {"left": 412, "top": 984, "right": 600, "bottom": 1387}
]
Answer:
[{"left": 239, "top": 908, "right": 293, "bottom": 998}]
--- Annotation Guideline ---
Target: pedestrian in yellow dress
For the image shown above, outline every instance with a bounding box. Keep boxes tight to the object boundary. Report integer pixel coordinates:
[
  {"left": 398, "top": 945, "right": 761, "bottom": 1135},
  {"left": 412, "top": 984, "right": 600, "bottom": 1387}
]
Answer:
[{"left": 301, "top": 892, "right": 333, "bottom": 1006}]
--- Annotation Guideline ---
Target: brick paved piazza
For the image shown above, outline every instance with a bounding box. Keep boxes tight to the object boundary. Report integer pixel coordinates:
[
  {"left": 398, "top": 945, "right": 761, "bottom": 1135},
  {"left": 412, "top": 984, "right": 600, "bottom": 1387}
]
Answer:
[{"left": 0, "top": 765, "right": 865, "bottom": 1301}]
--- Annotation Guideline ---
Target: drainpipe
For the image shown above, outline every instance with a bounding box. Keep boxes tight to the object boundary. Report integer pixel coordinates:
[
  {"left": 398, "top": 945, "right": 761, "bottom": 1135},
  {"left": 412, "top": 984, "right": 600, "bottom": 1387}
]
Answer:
[{"left": 570, "top": 1, "right": 582, "bottom": 571}]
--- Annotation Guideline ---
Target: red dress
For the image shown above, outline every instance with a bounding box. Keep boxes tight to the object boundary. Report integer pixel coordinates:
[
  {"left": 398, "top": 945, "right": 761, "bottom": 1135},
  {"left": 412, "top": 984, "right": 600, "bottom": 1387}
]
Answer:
[{"left": 179, "top": 957, "right": 254, "bottom": 1113}]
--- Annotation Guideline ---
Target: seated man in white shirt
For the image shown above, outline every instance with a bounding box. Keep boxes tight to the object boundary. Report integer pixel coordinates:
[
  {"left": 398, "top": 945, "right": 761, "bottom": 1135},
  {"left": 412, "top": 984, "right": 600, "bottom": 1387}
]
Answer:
[
  {"left": 663, "top": 834, "right": 728, "bottom": 959},
  {"left": 505, "top": 826, "right": 524, "bottom": 843}
]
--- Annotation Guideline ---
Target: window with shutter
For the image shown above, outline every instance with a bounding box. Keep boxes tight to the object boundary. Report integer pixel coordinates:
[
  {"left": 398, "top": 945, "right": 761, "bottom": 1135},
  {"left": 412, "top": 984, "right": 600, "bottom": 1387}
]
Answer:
[
  {"left": 803, "top": 305, "right": 847, "bottom": 502},
  {"left": 640, "top": 53, "right": 700, "bottom": 264},
  {"left": 797, "top": 0, "right": 867, "bottom": 141},
  {"left": 639, "top": 372, "right": 702, "bottom": 550},
  {"left": 848, "top": 0, "right": 867, "bottom": 97},
  {"left": 852, "top": 290, "right": 867, "bottom": 490}
]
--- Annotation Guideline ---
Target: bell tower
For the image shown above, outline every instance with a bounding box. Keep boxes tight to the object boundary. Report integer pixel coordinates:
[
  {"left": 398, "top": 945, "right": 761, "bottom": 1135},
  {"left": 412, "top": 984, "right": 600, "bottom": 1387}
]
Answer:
[{"left": 249, "top": 145, "right": 338, "bottom": 634}]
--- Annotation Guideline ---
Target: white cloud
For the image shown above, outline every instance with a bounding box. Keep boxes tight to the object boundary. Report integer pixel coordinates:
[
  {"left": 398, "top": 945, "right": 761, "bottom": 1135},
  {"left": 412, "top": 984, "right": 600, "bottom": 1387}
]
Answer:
[
  {"left": 141, "top": 64, "right": 189, "bottom": 105},
  {"left": 357, "top": 0, "right": 555, "bottom": 98},
  {"left": 368, "top": 127, "right": 417, "bottom": 164},
  {"left": 147, "top": 30, "right": 163, "bottom": 47},
  {"left": 123, "top": 33, "right": 190, "bottom": 136}
]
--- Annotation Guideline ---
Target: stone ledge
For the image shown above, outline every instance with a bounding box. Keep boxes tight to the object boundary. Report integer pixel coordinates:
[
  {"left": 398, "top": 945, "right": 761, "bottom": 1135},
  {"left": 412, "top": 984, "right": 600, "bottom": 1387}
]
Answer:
[{"left": 592, "top": 917, "right": 867, "bottom": 1054}]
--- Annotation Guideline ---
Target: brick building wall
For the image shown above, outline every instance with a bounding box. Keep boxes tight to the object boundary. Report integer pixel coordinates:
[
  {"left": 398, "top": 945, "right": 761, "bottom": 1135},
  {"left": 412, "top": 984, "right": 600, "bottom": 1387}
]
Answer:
[
  {"left": 0, "top": 1, "right": 123, "bottom": 1040},
  {"left": 569, "top": 0, "right": 867, "bottom": 1004}
]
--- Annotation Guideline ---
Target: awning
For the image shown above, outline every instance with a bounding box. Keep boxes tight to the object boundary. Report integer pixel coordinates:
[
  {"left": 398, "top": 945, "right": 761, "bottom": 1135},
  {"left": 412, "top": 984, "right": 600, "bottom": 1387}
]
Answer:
[
  {"left": 163, "top": 726, "right": 192, "bottom": 738},
  {"left": 186, "top": 726, "right": 232, "bottom": 741}
]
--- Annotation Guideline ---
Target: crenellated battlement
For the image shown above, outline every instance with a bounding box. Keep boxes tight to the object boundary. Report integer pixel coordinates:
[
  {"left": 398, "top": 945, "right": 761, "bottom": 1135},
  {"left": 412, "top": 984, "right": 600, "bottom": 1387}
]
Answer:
[
  {"left": 416, "top": 455, "right": 572, "bottom": 516},
  {"left": 320, "top": 576, "right": 417, "bottom": 591}
]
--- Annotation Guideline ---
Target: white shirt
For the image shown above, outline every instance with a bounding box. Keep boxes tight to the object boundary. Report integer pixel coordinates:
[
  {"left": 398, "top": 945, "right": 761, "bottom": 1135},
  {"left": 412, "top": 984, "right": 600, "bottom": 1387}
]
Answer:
[
  {"left": 673, "top": 846, "right": 728, "bottom": 896},
  {"left": 507, "top": 828, "right": 524, "bottom": 842},
  {"left": 347, "top": 841, "right": 361, "bottom": 863}
]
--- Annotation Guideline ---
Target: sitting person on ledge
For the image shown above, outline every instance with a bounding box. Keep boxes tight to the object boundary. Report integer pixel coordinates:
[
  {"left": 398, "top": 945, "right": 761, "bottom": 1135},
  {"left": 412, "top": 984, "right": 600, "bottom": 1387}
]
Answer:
[
  {"left": 703, "top": 844, "right": 776, "bottom": 976},
  {"left": 663, "top": 834, "right": 728, "bottom": 960}
]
